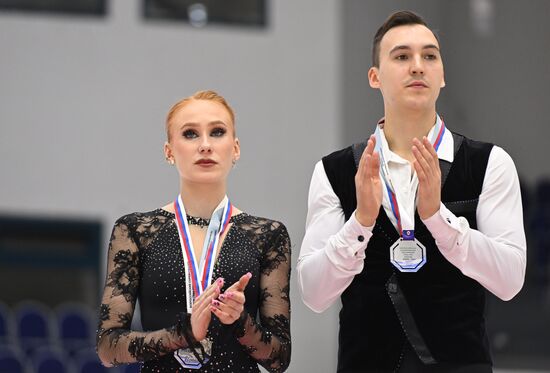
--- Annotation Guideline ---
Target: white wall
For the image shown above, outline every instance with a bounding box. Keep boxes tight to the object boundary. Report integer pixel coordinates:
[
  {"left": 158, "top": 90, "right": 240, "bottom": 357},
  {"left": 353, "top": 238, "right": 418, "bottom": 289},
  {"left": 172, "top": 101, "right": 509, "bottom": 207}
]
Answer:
[{"left": 0, "top": 1, "right": 341, "bottom": 371}]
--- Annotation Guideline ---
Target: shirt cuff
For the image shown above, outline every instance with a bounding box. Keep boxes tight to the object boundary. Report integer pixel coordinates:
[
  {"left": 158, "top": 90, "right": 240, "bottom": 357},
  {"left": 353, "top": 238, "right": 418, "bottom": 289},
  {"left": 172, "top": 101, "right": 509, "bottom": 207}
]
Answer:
[
  {"left": 421, "top": 203, "right": 468, "bottom": 252},
  {"left": 325, "top": 211, "right": 373, "bottom": 269}
]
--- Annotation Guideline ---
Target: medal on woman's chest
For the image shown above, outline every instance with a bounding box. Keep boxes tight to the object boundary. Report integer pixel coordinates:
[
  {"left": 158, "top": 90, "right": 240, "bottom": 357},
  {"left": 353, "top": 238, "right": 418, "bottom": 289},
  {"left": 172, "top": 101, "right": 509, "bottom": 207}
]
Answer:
[
  {"left": 374, "top": 116, "right": 446, "bottom": 273},
  {"left": 174, "top": 339, "right": 213, "bottom": 368},
  {"left": 173, "top": 195, "right": 232, "bottom": 369}
]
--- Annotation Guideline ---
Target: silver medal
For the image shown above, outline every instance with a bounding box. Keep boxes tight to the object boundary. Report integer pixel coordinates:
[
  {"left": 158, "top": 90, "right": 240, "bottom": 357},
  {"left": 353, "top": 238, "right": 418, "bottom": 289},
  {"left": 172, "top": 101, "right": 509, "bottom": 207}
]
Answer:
[
  {"left": 174, "top": 338, "right": 213, "bottom": 369},
  {"left": 390, "top": 238, "right": 427, "bottom": 273}
]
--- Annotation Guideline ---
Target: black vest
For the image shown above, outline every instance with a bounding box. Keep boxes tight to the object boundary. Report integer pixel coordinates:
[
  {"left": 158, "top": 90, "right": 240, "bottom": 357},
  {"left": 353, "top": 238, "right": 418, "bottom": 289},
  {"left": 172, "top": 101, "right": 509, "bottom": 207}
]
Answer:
[{"left": 322, "top": 133, "right": 494, "bottom": 372}]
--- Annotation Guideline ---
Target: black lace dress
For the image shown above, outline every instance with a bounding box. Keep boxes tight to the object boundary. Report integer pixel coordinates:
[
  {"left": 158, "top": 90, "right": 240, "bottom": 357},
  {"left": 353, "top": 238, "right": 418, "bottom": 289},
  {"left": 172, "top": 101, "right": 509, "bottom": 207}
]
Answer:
[{"left": 96, "top": 209, "right": 291, "bottom": 372}]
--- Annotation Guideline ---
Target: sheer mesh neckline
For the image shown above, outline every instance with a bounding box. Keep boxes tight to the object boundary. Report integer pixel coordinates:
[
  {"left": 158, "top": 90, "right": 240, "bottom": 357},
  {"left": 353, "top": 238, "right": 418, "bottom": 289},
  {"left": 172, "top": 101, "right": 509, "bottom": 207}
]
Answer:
[{"left": 156, "top": 208, "right": 248, "bottom": 224}]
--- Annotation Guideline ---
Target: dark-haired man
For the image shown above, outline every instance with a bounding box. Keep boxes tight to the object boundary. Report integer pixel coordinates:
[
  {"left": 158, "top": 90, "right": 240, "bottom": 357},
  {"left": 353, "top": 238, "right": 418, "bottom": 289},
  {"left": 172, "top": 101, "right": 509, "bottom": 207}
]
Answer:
[{"left": 297, "top": 10, "right": 526, "bottom": 372}]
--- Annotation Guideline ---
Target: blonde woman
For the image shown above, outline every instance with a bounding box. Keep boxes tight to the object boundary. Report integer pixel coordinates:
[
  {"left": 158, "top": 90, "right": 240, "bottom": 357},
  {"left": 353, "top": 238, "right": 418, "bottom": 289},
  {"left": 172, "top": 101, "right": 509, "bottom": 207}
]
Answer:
[{"left": 97, "top": 91, "right": 291, "bottom": 372}]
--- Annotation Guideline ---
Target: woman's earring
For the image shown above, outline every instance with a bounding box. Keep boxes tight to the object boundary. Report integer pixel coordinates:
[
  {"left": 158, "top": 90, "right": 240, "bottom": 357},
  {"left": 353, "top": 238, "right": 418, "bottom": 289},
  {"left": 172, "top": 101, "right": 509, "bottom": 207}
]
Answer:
[{"left": 166, "top": 157, "right": 175, "bottom": 165}]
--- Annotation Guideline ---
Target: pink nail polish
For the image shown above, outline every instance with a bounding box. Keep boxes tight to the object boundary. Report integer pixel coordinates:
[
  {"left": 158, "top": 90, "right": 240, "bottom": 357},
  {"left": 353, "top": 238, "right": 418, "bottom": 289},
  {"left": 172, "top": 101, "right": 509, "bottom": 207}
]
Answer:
[
  {"left": 219, "top": 294, "right": 225, "bottom": 300},
  {"left": 226, "top": 292, "right": 233, "bottom": 298}
]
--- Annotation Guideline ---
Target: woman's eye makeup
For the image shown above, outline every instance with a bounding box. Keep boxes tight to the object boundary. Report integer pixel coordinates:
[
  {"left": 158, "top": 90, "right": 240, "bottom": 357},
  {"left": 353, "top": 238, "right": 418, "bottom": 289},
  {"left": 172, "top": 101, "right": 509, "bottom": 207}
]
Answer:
[
  {"left": 181, "top": 126, "right": 227, "bottom": 138},
  {"left": 211, "top": 127, "right": 226, "bottom": 137},
  {"left": 182, "top": 129, "right": 198, "bottom": 138}
]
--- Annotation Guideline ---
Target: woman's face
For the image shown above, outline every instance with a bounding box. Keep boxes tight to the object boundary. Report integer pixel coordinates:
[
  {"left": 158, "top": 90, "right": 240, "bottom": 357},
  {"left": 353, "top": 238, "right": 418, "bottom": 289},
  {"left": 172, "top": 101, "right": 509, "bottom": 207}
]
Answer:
[{"left": 164, "top": 99, "right": 240, "bottom": 186}]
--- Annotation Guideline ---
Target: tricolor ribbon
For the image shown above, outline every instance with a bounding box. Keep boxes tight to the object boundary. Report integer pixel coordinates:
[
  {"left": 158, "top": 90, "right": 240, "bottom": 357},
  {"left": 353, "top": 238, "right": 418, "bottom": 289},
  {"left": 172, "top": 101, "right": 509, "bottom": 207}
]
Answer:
[
  {"left": 375, "top": 115, "right": 446, "bottom": 239},
  {"left": 173, "top": 195, "right": 232, "bottom": 313}
]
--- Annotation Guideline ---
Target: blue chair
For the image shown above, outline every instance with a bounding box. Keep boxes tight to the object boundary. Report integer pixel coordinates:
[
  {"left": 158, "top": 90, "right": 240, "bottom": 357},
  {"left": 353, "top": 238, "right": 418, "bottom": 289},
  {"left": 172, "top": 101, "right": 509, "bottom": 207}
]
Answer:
[
  {"left": 74, "top": 347, "right": 110, "bottom": 373},
  {"left": 119, "top": 363, "right": 141, "bottom": 373},
  {"left": 14, "top": 301, "right": 55, "bottom": 355},
  {"left": 32, "top": 345, "right": 74, "bottom": 373},
  {"left": 0, "top": 344, "right": 31, "bottom": 373},
  {"left": 55, "top": 302, "right": 96, "bottom": 355}
]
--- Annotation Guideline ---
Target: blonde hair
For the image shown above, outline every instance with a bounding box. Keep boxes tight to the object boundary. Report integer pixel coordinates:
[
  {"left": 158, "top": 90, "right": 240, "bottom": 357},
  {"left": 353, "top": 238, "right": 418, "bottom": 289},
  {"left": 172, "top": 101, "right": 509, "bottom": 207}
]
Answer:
[{"left": 165, "top": 90, "right": 236, "bottom": 141}]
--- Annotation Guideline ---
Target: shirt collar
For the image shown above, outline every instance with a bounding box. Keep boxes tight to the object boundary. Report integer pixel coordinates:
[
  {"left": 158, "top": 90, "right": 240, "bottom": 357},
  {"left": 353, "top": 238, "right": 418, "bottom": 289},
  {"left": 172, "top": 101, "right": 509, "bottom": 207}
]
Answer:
[{"left": 377, "top": 114, "right": 454, "bottom": 164}]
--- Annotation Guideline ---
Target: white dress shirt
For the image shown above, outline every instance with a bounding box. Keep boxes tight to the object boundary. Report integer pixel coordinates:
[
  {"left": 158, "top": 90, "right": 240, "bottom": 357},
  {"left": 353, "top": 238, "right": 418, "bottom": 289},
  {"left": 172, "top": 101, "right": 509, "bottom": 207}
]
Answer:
[{"left": 297, "top": 125, "right": 527, "bottom": 313}]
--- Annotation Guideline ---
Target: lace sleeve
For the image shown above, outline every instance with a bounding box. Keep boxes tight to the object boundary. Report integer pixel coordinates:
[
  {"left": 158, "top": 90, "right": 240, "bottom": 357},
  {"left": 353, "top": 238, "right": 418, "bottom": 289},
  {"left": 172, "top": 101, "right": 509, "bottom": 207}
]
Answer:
[
  {"left": 235, "top": 221, "right": 291, "bottom": 372},
  {"left": 96, "top": 217, "right": 194, "bottom": 367}
]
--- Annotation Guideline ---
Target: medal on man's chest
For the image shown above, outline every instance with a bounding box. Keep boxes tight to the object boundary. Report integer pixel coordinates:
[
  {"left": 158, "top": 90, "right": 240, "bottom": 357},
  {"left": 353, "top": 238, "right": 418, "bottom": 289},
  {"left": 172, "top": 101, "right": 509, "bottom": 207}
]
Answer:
[
  {"left": 379, "top": 168, "right": 429, "bottom": 273},
  {"left": 390, "top": 230, "right": 427, "bottom": 272},
  {"left": 373, "top": 116, "right": 446, "bottom": 273}
]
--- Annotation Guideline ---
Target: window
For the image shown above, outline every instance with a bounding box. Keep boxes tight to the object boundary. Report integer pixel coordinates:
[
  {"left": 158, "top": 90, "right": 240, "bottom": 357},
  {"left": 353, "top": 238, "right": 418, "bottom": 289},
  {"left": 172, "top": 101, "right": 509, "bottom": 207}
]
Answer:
[
  {"left": 0, "top": 215, "right": 102, "bottom": 307},
  {"left": 0, "top": 0, "right": 106, "bottom": 16},
  {"left": 144, "top": 0, "right": 267, "bottom": 28}
]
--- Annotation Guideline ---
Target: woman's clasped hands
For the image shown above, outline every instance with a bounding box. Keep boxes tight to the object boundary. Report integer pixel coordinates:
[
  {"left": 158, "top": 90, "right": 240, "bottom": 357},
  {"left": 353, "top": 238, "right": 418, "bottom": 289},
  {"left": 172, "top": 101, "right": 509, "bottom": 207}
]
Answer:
[
  {"left": 190, "top": 273, "right": 252, "bottom": 341},
  {"left": 212, "top": 272, "right": 252, "bottom": 324}
]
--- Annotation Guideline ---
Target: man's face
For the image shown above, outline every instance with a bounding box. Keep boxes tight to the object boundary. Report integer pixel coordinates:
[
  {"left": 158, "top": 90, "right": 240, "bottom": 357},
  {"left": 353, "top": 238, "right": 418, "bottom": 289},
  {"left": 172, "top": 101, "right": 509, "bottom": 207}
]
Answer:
[{"left": 369, "top": 24, "right": 445, "bottom": 112}]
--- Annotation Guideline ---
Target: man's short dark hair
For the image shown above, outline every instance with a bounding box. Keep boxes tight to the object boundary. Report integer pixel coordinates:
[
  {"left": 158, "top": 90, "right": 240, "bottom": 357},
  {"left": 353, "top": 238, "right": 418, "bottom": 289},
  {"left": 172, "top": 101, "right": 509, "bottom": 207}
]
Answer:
[{"left": 372, "top": 10, "right": 439, "bottom": 67}]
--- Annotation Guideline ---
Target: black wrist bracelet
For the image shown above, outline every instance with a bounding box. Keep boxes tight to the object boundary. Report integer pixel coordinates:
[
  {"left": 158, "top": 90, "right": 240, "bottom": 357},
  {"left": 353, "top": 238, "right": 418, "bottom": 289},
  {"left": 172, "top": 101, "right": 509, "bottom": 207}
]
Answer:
[
  {"left": 176, "top": 312, "right": 200, "bottom": 347},
  {"left": 233, "top": 311, "right": 248, "bottom": 338}
]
